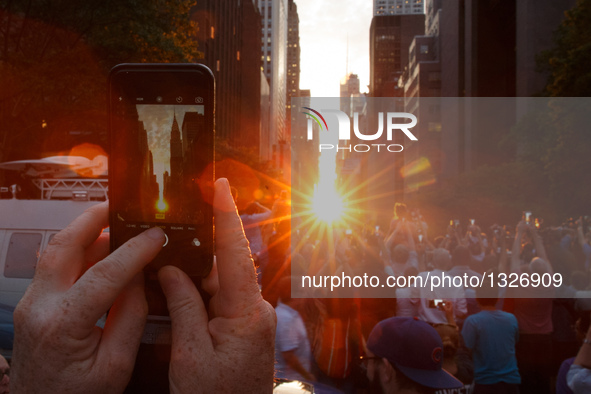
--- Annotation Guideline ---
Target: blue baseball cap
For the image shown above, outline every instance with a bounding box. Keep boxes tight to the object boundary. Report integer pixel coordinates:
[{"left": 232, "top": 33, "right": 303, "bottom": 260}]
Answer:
[{"left": 367, "top": 317, "right": 463, "bottom": 390}]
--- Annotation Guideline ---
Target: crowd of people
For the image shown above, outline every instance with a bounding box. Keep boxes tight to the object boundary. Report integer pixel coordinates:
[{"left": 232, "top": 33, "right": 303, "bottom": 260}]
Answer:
[
  {"left": 251, "top": 199, "right": 591, "bottom": 393},
  {"left": 4, "top": 183, "right": 591, "bottom": 393}
]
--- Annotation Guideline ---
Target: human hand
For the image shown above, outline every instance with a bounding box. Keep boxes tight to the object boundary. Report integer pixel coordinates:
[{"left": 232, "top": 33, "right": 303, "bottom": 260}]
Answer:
[
  {"left": 442, "top": 301, "right": 455, "bottom": 325},
  {"left": 516, "top": 220, "right": 528, "bottom": 234},
  {"left": 158, "top": 178, "right": 276, "bottom": 393},
  {"left": 11, "top": 203, "right": 165, "bottom": 393},
  {"left": 0, "top": 354, "right": 9, "bottom": 394}
]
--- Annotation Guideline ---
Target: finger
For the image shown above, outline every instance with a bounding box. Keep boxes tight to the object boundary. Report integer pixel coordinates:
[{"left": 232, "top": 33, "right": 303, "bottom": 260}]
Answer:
[
  {"left": 65, "top": 227, "right": 165, "bottom": 330},
  {"left": 159, "top": 266, "right": 212, "bottom": 354},
  {"left": 35, "top": 202, "right": 109, "bottom": 290},
  {"left": 202, "top": 256, "right": 219, "bottom": 296},
  {"left": 213, "top": 178, "right": 260, "bottom": 317},
  {"left": 98, "top": 272, "right": 148, "bottom": 382},
  {"left": 84, "top": 232, "right": 110, "bottom": 268}
]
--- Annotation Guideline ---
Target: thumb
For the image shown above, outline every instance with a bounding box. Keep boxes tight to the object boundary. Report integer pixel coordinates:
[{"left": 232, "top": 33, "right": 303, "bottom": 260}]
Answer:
[{"left": 158, "top": 266, "right": 213, "bottom": 354}]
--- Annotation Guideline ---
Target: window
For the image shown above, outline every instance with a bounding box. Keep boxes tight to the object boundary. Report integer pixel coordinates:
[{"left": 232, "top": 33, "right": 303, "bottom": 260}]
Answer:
[
  {"left": 216, "top": 59, "right": 220, "bottom": 72},
  {"left": 428, "top": 122, "right": 442, "bottom": 132},
  {"left": 4, "top": 232, "right": 42, "bottom": 278},
  {"left": 210, "top": 26, "right": 215, "bottom": 39},
  {"left": 428, "top": 72, "right": 441, "bottom": 82},
  {"left": 237, "top": 50, "right": 240, "bottom": 61}
]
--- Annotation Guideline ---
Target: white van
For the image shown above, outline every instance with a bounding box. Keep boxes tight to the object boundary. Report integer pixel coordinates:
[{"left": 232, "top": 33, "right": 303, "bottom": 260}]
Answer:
[
  {"left": 0, "top": 159, "right": 107, "bottom": 356},
  {"left": 0, "top": 198, "right": 101, "bottom": 307}
]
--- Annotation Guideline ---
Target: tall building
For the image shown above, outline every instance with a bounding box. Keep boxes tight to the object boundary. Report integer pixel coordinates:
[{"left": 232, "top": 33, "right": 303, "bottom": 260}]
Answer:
[
  {"left": 286, "top": 0, "right": 300, "bottom": 114},
  {"left": 369, "top": 14, "right": 425, "bottom": 97},
  {"left": 284, "top": 0, "right": 300, "bottom": 179},
  {"left": 411, "top": 0, "right": 576, "bottom": 183},
  {"left": 291, "top": 89, "right": 318, "bottom": 202},
  {"left": 191, "top": 1, "right": 263, "bottom": 152},
  {"left": 396, "top": 1, "right": 442, "bottom": 194},
  {"left": 374, "top": 0, "right": 425, "bottom": 15},
  {"left": 257, "top": 0, "right": 288, "bottom": 165},
  {"left": 367, "top": 11, "right": 425, "bottom": 215},
  {"left": 238, "top": 1, "right": 266, "bottom": 157}
]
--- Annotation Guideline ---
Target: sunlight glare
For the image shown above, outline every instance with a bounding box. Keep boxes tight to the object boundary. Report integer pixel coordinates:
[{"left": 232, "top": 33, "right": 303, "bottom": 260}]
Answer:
[
  {"left": 156, "top": 198, "right": 168, "bottom": 212},
  {"left": 311, "top": 183, "right": 345, "bottom": 224}
]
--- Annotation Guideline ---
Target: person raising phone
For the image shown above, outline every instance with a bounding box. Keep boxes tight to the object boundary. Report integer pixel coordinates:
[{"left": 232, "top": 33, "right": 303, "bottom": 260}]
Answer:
[{"left": 9, "top": 178, "right": 276, "bottom": 393}]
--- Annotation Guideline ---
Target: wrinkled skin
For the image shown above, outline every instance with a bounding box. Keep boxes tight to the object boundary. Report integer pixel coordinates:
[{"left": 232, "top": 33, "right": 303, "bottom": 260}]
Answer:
[
  {"left": 161, "top": 178, "right": 276, "bottom": 393},
  {"left": 11, "top": 178, "right": 276, "bottom": 393}
]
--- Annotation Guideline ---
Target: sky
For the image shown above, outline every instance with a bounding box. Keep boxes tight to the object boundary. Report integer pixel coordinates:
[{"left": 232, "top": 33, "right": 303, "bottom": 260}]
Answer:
[{"left": 295, "top": 0, "right": 373, "bottom": 97}]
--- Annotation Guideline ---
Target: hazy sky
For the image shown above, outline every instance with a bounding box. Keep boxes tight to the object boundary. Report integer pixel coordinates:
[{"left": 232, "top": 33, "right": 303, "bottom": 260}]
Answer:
[{"left": 296, "top": 0, "right": 373, "bottom": 97}]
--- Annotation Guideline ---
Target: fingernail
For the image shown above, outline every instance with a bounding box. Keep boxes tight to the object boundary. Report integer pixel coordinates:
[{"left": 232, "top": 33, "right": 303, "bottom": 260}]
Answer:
[
  {"left": 215, "top": 178, "right": 236, "bottom": 212},
  {"left": 146, "top": 226, "right": 165, "bottom": 240}
]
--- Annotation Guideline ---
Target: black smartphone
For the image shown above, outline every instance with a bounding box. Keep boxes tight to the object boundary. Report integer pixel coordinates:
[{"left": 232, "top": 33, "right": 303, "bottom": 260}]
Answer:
[
  {"left": 109, "top": 63, "right": 214, "bottom": 392},
  {"left": 428, "top": 299, "right": 445, "bottom": 310},
  {"left": 523, "top": 211, "right": 532, "bottom": 225},
  {"left": 108, "top": 63, "right": 214, "bottom": 277}
]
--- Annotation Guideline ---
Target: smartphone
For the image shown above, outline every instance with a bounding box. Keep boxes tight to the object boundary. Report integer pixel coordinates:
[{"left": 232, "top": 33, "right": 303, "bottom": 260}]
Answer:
[
  {"left": 418, "top": 234, "right": 423, "bottom": 243},
  {"left": 108, "top": 63, "right": 214, "bottom": 286},
  {"left": 109, "top": 63, "right": 214, "bottom": 391},
  {"left": 428, "top": 299, "right": 445, "bottom": 310},
  {"left": 470, "top": 218, "right": 475, "bottom": 226},
  {"left": 523, "top": 211, "right": 532, "bottom": 224}
]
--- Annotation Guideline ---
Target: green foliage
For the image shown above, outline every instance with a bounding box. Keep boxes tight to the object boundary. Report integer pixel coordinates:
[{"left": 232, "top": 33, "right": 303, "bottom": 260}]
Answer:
[
  {"left": 0, "top": 0, "right": 201, "bottom": 163},
  {"left": 539, "top": 0, "right": 591, "bottom": 96}
]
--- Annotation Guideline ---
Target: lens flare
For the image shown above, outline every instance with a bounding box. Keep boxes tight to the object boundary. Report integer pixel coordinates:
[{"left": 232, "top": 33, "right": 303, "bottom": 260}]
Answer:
[
  {"left": 156, "top": 199, "right": 168, "bottom": 212},
  {"left": 311, "top": 183, "right": 345, "bottom": 224}
]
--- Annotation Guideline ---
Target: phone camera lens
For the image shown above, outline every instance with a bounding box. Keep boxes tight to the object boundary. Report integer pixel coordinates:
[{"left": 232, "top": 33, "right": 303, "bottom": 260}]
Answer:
[
  {"left": 176, "top": 96, "right": 183, "bottom": 103},
  {"left": 156, "top": 96, "right": 163, "bottom": 103},
  {"left": 195, "top": 97, "right": 203, "bottom": 103}
]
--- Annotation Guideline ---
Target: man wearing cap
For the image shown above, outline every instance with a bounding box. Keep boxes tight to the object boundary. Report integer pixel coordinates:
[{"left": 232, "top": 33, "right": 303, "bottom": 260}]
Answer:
[{"left": 363, "top": 317, "right": 463, "bottom": 394}]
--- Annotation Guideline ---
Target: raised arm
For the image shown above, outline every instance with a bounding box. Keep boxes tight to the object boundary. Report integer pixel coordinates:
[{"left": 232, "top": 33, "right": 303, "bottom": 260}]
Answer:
[
  {"left": 511, "top": 221, "right": 527, "bottom": 272},
  {"left": 530, "top": 223, "right": 548, "bottom": 262}
]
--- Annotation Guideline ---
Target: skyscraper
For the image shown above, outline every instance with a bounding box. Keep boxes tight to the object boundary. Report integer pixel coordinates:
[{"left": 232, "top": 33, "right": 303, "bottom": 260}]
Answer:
[
  {"left": 374, "top": 0, "right": 424, "bottom": 16},
  {"left": 369, "top": 14, "right": 425, "bottom": 97},
  {"left": 286, "top": 0, "right": 300, "bottom": 126},
  {"left": 190, "top": 1, "right": 263, "bottom": 153},
  {"left": 257, "top": 0, "right": 288, "bottom": 164}
]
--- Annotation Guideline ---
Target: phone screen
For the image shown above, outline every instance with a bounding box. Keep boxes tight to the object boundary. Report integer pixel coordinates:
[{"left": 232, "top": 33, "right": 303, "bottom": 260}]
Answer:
[{"left": 108, "top": 65, "right": 214, "bottom": 278}]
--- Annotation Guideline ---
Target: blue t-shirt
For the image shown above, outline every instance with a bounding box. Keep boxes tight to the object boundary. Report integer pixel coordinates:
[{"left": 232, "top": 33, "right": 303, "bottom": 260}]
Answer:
[{"left": 461, "top": 310, "right": 521, "bottom": 385}]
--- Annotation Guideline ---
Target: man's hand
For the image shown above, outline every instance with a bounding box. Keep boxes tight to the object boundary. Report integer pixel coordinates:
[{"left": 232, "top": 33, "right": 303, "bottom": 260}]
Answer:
[
  {"left": 516, "top": 220, "right": 529, "bottom": 235},
  {"left": 11, "top": 203, "right": 165, "bottom": 393},
  {"left": 159, "top": 178, "right": 276, "bottom": 393}
]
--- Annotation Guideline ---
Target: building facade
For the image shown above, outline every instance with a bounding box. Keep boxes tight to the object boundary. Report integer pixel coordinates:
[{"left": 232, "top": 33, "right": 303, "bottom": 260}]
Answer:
[
  {"left": 369, "top": 14, "right": 426, "bottom": 98},
  {"left": 374, "top": 0, "right": 424, "bottom": 16},
  {"left": 257, "top": 0, "right": 288, "bottom": 165},
  {"left": 191, "top": 0, "right": 264, "bottom": 155}
]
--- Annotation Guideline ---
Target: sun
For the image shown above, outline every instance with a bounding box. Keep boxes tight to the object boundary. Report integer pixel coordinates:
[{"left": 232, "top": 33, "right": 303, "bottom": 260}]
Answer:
[
  {"left": 156, "top": 198, "right": 168, "bottom": 212},
  {"left": 311, "top": 183, "right": 346, "bottom": 224}
]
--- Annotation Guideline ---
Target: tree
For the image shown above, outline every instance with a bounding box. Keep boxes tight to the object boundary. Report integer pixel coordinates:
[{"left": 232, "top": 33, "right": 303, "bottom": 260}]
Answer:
[
  {"left": 539, "top": 0, "right": 591, "bottom": 97},
  {"left": 0, "top": 0, "right": 201, "bottom": 164}
]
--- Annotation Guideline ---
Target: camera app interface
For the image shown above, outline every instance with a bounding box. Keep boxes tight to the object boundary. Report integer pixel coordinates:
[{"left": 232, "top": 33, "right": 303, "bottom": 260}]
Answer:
[{"left": 111, "top": 97, "right": 213, "bottom": 274}]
